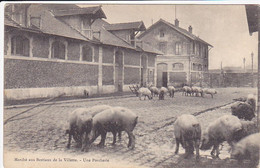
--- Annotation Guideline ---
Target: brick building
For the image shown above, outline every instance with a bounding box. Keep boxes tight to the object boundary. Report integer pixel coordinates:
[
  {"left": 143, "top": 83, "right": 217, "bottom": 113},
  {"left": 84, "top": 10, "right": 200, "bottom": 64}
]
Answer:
[
  {"left": 138, "top": 19, "right": 213, "bottom": 87},
  {"left": 4, "top": 4, "right": 161, "bottom": 100}
]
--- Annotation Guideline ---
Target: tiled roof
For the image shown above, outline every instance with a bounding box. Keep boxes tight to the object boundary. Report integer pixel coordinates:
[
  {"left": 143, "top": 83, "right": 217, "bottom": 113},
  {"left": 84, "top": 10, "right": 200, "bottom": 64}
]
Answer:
[
  {"left": 104, "top": 21, "right": 146, "bottom": 31},
  {"left": 51, "top": 6, "right": 106, "bottom": 19},
  {"left": 4, "top": 15, "right": 42, "bottom": 33},
  {"left": 40, "top": 4, "right": 81, "bottom": 11},
  {"left": 99, "top": 27, "right": 136, "bottom": 50},
  {"left": 5, "top": 5, "right": 159, "bottom": 55},
  {"left": 138, "top": 19, "right": 213, "bottom": 47},
  {"left": 40, "top": 10, "right": 93, "bottom": 42},
  {"left": 4, "top": 15, "right": 21, "bottom": 28},
  {"left": 93, "top": 19, "right": 161, "bottom": 54}
]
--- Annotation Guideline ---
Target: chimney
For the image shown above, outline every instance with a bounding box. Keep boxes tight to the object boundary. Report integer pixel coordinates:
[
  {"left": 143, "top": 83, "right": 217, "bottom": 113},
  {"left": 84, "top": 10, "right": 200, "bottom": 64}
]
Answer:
[
  {"left": 188, "top": 25, "right": 192, "bottom": 34},
  {"left": 175, "top": 19, "right": 179, "bottom": 27}
]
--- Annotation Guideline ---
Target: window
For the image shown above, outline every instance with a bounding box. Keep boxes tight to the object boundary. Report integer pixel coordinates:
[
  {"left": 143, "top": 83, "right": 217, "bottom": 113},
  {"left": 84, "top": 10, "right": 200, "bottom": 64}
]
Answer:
[
  {"left": 158, "top": 42, "right": 167, "bottom": 53},
  {"left": 11, "top": 35, "right": 30, "bottom": 56},
  {"left": 82, "top": 18, "right": 91, "bottom": 30},
  {"left": 198, "top": 44, "right": 201, "bottom": 56},
  {"left": 196, "top": 43, "right": 199, "bottom": 55},
  {"left": 204, "top": 47, "right": 207, "bottom": 58},
  {"left": 192, "top": 42, "right": 195, "bottom": 54},
  {"left": 82, "top": 45, "right": 93, "bottom": 62},
  {"left": 51, "top": 41, "right": 65, "bottom": 59},
  {"left": 159, "top": 29, "right": 165, "bottom": 37},
  {"left": 175, "top": 42, "right": 182, "bottom": 55},
  {"left": 193, "top": 63, "right": 197, "bottom": 70},
  {"left": 198, "top": 64, "right": 202, "bottom": 71},
  {"left": 172, "top": 63, "right": 184, "bottom": 70}
]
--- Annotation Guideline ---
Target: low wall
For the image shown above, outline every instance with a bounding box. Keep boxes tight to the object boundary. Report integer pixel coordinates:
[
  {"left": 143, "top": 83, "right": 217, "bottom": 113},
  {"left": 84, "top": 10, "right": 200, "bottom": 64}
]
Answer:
[{"left": 4, "top": 85, "right": 118, "bottom": 100}]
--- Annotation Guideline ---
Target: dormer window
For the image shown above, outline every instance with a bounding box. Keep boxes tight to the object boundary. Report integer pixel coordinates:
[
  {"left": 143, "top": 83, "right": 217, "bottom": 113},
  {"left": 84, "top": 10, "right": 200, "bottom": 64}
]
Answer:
[
  {"left": 159, "top": 29, "right": 165, "bottom": 37},
  {"left": 81, "top": 18, "right": 92, "bottom": 38},
  {"left": 6, "top": 4, "right": 27, "bottom": 26}
]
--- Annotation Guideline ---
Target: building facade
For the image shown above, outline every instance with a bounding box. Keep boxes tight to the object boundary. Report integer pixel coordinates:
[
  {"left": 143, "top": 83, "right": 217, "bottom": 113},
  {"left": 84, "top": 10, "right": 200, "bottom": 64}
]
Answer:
[
  {"left": 138, "top": 19, "right": 213, "bottom": 87},
  {"left": 4, "top": 4, "right": 161, "bottom": 100}
]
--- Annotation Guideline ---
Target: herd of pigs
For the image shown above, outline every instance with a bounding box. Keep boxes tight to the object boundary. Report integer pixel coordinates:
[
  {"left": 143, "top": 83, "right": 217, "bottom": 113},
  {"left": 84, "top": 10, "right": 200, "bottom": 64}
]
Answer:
[
  {"left": 136, "top": 85, "right": 217, "bottom": 100},
  {"left": 66, "top": 86, "right": 259, "bottom": 167}
]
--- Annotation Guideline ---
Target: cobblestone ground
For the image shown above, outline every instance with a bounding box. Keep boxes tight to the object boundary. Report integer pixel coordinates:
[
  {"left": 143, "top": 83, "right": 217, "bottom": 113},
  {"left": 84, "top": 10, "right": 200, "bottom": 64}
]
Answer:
[{"left": 3, "top": 87, "right": 258, "bottom": 168}]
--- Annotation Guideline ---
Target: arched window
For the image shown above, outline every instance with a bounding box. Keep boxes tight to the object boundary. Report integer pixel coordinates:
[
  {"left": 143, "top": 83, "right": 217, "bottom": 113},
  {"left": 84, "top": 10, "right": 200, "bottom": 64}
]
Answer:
[
  {"left": 51, "top": 41, "right": 65, "bottom": 59},
  {"left": 175, "top": 42, "right": 182, "bottom": 55},
  {"left": 11, "top": 35, "right": 29, "bottom": 56},
  {"left": 172, "top": 63, "right": 184, "bottom": 70},
  {"left": 82, "top": 45, "right": 93, "bottom": 62}
]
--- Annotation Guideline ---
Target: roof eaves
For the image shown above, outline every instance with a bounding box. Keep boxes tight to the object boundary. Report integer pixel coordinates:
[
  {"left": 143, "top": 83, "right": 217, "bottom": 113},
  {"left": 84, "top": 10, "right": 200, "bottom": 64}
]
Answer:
[
  {"left": 139, "top": 19, "right": 212, "bottom": 47},
  {"left": 92, "top": 5, "right": 102, "bottom": 14},
  {"left": 43, "top": 11, "right": 101, "bottom": 43},
  {"left": 4, "top": 15, "right": 22, "bottom": 28},
  {"left": 55, "top": 16, "right": 91, "bottom": 41},
  {"left": 162, "top": 19, "right": 213, "bottom": 47},
  {"left": 100, "top": 27, "right": 136, "bottom": 50},
  {"left": 105, "top": 21, "right": 146, "bottom": 31},
  {"left": 137, "top": 19, "right": 162, "bottom": 39}
]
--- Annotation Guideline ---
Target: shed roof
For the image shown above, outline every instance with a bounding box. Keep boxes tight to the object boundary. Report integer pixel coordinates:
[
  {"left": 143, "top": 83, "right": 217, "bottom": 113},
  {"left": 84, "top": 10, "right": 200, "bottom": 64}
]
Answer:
[
  {"left": 138, "top": 19, "right": 213, "bottom": 47},
  {"left": 104, "top": 21, "right": 146, "bottom": 31}
]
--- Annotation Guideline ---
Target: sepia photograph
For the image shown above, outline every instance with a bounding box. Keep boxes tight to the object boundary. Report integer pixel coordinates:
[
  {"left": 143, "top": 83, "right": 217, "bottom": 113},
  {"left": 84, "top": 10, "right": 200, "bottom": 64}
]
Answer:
[{"left": 2, "top": 2, "right": 260, "bottom": 168}]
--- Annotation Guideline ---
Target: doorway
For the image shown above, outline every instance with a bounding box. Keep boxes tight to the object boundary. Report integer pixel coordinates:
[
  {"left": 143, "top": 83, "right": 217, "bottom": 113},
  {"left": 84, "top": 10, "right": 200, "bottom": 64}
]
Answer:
[
  {"left": 162, "top": 72, "right": 168, "bottom": 87},
  {"left": 157, "top": 63, "right": 168, "bottom": 87}
]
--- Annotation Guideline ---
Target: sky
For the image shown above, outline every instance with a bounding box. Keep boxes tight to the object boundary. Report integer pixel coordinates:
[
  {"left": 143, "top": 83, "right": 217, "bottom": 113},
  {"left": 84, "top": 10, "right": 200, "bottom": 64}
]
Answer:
[{"left": 81, "top": 4, "right": 258, "bottom": 70}]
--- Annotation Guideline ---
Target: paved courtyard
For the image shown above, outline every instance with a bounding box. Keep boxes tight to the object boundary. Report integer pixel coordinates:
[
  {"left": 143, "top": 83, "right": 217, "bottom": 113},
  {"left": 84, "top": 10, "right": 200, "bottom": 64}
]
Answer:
[{"left": 3, "top": 87, "right": 257, "bottom": 168}]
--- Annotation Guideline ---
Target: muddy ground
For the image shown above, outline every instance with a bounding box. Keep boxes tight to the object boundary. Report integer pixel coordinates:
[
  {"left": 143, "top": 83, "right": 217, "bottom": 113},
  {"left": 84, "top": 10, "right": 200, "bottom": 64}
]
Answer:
[{"left": 3, "top": 87, "right": 258, "bottom": 168}]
